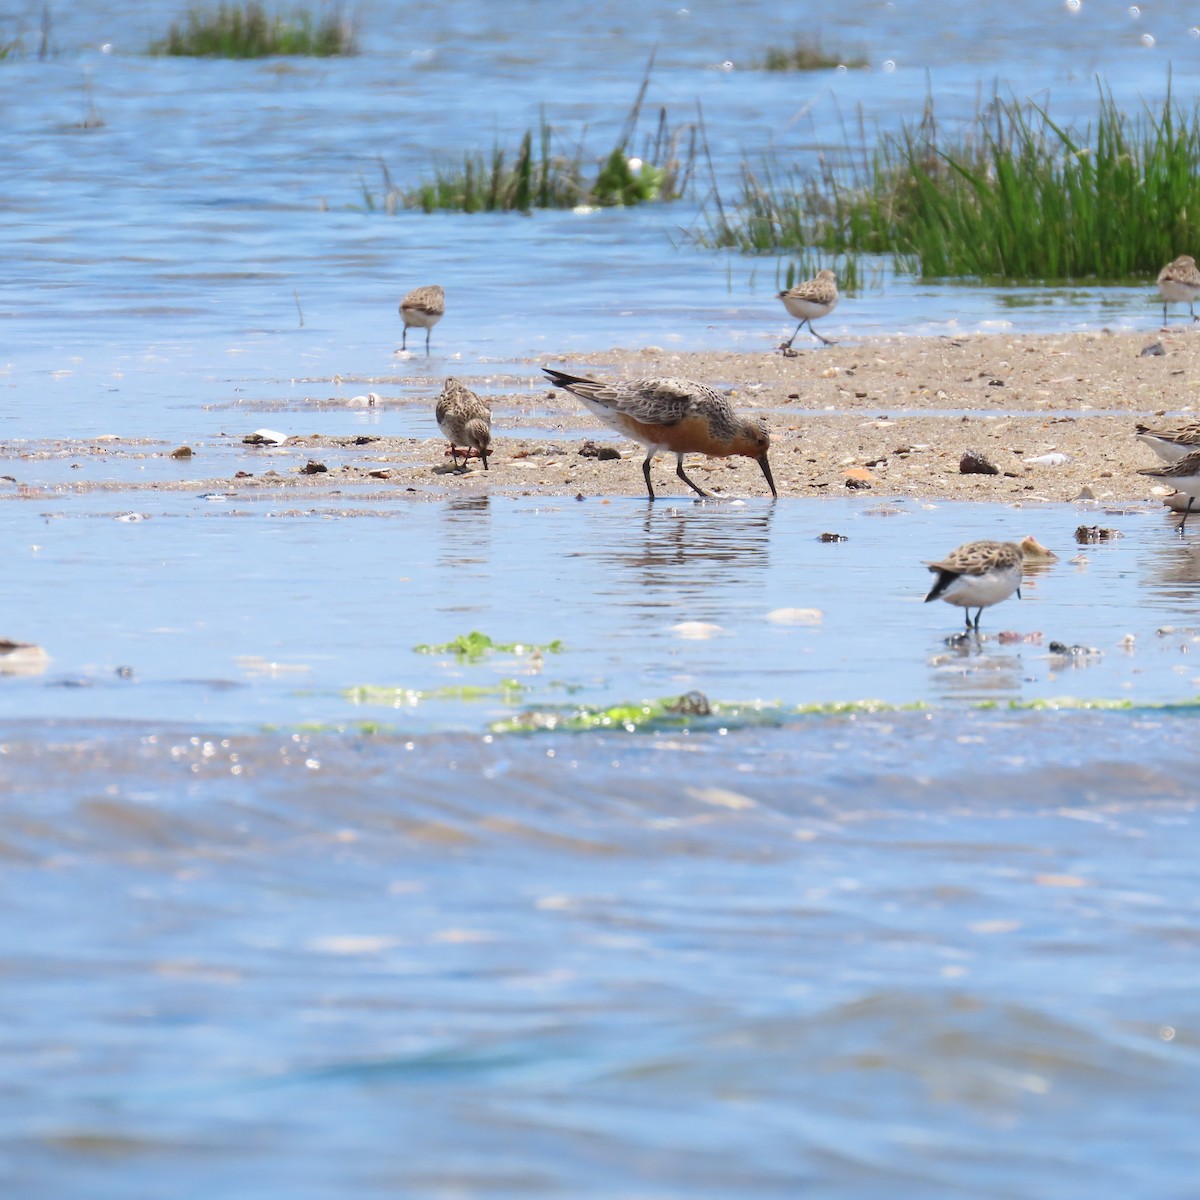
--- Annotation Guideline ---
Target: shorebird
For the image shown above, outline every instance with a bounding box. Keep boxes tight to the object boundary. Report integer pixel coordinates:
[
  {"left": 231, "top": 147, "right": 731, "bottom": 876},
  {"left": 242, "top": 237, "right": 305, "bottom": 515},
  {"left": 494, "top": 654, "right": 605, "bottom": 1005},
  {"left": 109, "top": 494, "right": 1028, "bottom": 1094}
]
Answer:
[
  {"left": 778, "top": 268, "right": 839, "bottom": 348},
  {"left": 1156, "top": 255, "right": 1200, "bottom": 325},
  {"left": 924, "top": 539, "right": 1026, "bottom": 631},
  {"left": 436, "top": 377, "right": 491, "bottom": 470},
  {"left": 1139, "top": 449, "right": 1200, "bottom": 532},
  {"left": 543, "top": 367, "right": 776, "bottom": 501},
  {"left": 399, "top": 284, "right": 445, "bottom": 353},
  {"left": 1134, "top": 419, "right": 1200, "bottom": 464}
]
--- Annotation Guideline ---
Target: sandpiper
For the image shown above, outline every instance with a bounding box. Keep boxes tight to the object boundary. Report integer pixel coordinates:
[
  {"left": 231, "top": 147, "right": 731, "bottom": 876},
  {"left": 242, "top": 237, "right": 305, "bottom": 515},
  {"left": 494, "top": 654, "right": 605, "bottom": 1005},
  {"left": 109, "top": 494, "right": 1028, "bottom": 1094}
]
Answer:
[
  {"left": 1139, "top": 449, "right": 1200, "bottom": 531},
  {"left": 399, "top": 284, "right": 445, "bottom": 353},
  {"left": 778, "top": 268, "right": 839, "bottom": 349},
  {"left": 543, "top": 367, "right": 776, "bottom": 501},
  {"left": 924, "top": 539, "right": 1025, "bottom": 631},
  {"left": 1134, "top": 420, "right": 1200, "bottom": 464},
  {"left": 1156, "top": 255, "right": 1200, "bottom": 325},
  {"left": 436, "top": 377, "right": 491, "bottom": 471}
]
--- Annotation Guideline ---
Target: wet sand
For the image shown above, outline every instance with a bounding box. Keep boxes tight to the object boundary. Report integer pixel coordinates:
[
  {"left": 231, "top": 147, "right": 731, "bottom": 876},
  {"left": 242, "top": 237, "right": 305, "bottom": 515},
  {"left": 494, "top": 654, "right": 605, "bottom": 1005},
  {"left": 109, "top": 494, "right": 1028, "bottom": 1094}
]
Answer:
[{"left": 4, "top": 329, "right": 1197, "bottom": 505}]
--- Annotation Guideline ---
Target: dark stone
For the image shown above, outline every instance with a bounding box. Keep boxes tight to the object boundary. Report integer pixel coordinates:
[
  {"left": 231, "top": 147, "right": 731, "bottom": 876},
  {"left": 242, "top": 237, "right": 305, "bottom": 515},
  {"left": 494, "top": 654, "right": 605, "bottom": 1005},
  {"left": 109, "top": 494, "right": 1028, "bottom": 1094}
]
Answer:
[
  {"left": 818, "top": 532, "right": 848, "bottom": 542},
  {"left": 1074, "top": 525, "right": 1121, "bottom": 543},
  {"left": 959, "top": 449, "right": 999, "bottom": 475},
  {"left": 300, "top": 459, "right": 328, "bottom": 475},
  {"left": 1140, "top": 342, "right": 1166, "bottom": 357}
]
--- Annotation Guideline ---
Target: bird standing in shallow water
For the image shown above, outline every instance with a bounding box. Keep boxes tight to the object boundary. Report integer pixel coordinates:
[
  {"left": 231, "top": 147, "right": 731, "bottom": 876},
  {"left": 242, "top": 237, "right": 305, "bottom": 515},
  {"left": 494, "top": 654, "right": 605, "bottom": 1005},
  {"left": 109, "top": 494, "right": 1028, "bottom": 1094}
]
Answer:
[
  {"left": 924, "top": 539, "right": 1025, "bottom": 631},
  {"left": 1139, "top": 450, "right": 1200, "bottom": 532},
  {"left": 436, "top": 377, "right": 491, "bottom": 471},
  {"left": 399, "top": 284, "right": 445, "bottom": 353},
  {"left": 543, "top": 367, "right": 776, "bottom": 501},
  {"left": 1156, "top": 255, "right": 1200, "bottom": 325},
  {"left": 778, "top": 268, "right": 839, "bottom": 348}
]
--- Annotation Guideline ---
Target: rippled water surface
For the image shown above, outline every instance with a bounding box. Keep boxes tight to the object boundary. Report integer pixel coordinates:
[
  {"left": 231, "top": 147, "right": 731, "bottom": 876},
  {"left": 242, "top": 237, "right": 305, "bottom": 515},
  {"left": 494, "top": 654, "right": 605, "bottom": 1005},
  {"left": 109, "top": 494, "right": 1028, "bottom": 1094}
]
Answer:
[{"left": 5, "top": 3, "right": 1200, "bottom": 1196}]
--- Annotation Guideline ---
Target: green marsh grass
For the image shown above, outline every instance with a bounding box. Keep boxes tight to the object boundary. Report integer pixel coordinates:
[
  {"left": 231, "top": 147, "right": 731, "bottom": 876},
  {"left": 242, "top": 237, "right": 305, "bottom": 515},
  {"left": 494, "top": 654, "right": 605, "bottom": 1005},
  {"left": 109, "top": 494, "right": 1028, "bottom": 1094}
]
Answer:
[
  {"left": 693, "top": 82, "right": 1200, "bottom": 281},
  {"left": 151, "top": 1, "right": 356, "bottom": 57},
  {"left": 377, "top": 59, "right": 697, "bottom": 214},
  {"left": 761, "top": 36, "right": 867, "bottom": 72}
]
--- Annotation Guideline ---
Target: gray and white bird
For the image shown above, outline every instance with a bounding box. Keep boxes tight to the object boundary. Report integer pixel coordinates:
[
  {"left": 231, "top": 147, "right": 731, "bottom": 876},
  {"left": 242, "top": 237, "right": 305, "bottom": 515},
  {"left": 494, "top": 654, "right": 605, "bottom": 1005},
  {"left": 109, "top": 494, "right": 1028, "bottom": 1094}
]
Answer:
[
  {"left": 1139, "top": 449, "right": 1200, "bottom": 532},
  {"left": 924, "top": 539, "right": 1026, "bottom": 631},
  {"left": 778, "top": 268, "right": 839, "bottom": 348},
  {"left": 436, "top": 377, "right": 491, "bottom": 471},
  {"left": 399, "top": 284, "right": 445, "bottom": 353},
  {"left": 1156, "top": 255, "right": 1200, "bottom": 325},
  {"left": 1134, "top": 420, "right": 1200, "bottom": 464}
]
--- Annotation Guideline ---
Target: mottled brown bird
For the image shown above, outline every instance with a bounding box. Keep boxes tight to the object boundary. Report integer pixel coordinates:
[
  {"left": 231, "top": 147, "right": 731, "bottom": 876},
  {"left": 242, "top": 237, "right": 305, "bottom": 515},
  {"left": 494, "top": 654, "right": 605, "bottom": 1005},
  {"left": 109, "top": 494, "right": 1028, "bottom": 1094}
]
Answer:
[
  {"left": 543, "top": 367, "right": 776, "bottom": 500},
  {"left": 436, "top": 377, "right": 491, "bottom": 471}
]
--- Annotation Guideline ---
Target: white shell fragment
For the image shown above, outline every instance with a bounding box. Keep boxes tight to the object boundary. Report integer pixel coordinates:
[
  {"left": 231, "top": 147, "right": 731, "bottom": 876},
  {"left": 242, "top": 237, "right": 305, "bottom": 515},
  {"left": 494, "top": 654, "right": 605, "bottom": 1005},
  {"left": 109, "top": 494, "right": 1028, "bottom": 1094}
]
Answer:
[{"left": 1025, "top": 452, "right": 1073, "bottom": 467}]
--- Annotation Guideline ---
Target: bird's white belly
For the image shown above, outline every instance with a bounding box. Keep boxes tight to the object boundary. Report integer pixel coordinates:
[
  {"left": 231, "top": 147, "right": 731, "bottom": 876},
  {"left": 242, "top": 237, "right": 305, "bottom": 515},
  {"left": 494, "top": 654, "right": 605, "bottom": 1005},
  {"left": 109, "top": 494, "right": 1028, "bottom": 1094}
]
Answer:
[
  {"left": 782, "top": 294, "right": 837, "bottom": 320},
  {"left": 938, "top": 564, "right": 1021, "bottom": 608},
  {"left": 1159, "top": 280, "right": 1199, "bottom": 303},
  {"left": 1136, "top": 434, "right": 1193, "bottom": 464}
]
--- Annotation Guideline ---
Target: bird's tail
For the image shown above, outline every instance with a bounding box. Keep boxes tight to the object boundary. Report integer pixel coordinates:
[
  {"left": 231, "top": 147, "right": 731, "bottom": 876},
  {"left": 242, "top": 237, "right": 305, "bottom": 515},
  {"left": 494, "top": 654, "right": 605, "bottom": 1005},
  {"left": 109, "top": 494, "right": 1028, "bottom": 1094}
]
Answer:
[{"left": 542, "top": 366, "right": 595, "bottom": 391}]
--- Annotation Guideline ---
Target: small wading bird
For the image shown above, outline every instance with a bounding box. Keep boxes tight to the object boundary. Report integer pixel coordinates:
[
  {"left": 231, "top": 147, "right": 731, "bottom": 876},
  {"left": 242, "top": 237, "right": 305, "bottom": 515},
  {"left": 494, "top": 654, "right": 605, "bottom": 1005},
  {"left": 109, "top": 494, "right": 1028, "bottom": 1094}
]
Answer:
[
  {"left": 778, "top": 268, "right": 839, "bottom": 349},
  {"left": 924, "top": 538, "right": 1027, "bottom": 631},
  {"left": 1134, "top": 419, "right": 1200, "bottom": 464},
  {"left": 543, "top": 367, "right": 776, "bottom": 501},
  {"left": 1139, "top": 449, "right": 1200, "bottom": 532},
  {"left": 436, "top": 377, "right": 491, "bottom": 470},
  {"left": 1156, "top": 255, "right": 1200, "bottom": 325},
  {"left": 399, "top": 284, "right": 445, "bottom": 353}
]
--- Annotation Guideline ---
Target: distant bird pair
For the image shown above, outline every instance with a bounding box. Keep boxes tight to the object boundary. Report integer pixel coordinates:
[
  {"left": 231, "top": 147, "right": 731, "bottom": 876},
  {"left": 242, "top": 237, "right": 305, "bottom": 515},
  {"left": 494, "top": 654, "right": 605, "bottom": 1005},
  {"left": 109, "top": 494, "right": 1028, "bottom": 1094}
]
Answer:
[{"left": 433, "top": 368, "right": 777, "bottom": 501}]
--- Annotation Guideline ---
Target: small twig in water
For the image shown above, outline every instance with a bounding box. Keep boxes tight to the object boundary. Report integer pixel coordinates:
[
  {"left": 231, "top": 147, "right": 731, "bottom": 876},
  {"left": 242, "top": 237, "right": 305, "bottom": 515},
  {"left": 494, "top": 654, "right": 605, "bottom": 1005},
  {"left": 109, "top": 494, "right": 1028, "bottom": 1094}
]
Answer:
[{"left": 293, "top": 289, "right": 304, "bottom": 327}]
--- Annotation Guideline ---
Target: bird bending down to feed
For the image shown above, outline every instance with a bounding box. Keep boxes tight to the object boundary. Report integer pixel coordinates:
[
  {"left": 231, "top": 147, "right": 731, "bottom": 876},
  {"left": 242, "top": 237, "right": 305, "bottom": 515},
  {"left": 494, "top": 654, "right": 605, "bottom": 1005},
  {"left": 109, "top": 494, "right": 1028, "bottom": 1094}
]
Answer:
[
  {"left": 1156, "top": 255, "right": 1200, "bottom": 325},
  {"left": 542, "top": 367, "right": 776, "bottom": 501},
  {"left": 924, "top": 539, "right": 1026, "bottom": 631},
  {"left": 778, "top": 269, "right": 839, "bottom": 348},
  {"left": 436, "top": 377, "right": 491, "bottom": 470},
  {"left": 1139, "top": 449, "right": 1200, "bottom": 532},
  {"left": 1134, "top": 419, "right": 1200, "bottom": 464},
  {"left": 399, "top": 284, "right": 445, "bottom": 353}
]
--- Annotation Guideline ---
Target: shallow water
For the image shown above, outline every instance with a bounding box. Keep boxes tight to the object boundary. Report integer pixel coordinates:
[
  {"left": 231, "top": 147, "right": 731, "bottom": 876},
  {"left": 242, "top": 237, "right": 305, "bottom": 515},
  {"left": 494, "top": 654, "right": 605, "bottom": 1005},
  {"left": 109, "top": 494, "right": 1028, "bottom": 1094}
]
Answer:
[
  {"left": 2, "top": 711, "right": 1199, "bottom": 1198},
  {"left": 6, "top": 4, "right": 1200, "bottom": 1196},
  {"left": 3, "top": 494, "right": 1200, "bottom": 726}
]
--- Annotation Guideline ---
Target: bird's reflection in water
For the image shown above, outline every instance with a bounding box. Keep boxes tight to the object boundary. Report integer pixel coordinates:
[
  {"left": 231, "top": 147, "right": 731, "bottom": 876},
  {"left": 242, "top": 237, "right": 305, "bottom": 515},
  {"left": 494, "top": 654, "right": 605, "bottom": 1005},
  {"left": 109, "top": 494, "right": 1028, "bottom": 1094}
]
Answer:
[
  {"left": 436, "top": 496, "right": 491, "bottom": 609},
  {"left": 926, "top": 633, "right": 1029, "bottom": 704},
  {"left": 1139, "top": 530, "right": 1200, "bottom": 603},
  {"left": 577, "top": 500, "right": 777, "bottom": 615}
]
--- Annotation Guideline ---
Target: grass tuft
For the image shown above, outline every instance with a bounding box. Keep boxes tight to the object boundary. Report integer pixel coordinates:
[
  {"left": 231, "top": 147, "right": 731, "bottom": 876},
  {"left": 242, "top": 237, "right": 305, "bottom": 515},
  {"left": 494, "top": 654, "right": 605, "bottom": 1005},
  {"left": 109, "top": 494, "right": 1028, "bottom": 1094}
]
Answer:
[
  {"left": 690, "top": 79, "right": 1200, "bottom": 282},
  {"left": 150, "top": 1, "right": 357, "bottom": 58},
  {"left": 761, "top": 36, "right": 868, "bottom": 72},
  {"left": 375, "top": 57, "right": 697, "bottom": 214}
]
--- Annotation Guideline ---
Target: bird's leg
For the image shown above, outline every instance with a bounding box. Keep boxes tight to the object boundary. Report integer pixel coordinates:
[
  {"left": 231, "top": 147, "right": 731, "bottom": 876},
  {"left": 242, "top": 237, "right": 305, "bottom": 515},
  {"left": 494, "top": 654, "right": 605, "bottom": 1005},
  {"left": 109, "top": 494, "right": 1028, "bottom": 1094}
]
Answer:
[
  {"left": 642, "top": 450, "right": 657, "bottom": 501},
  {"left": 810, "top": 322, "right": 837, "bottom": 347},
  {"left": 1192, "top": 300, "right": 1198, "bottom": 322},
  {"left": 448, "top": 443, "right": 461, "bottom": 469},
  {"left": 781, "top": 319, "right": 807, "bottom": 349},
  {"left": 1163, "top": 301, "right": 1169, "bottom": 325},
  {"left": 675, "top": 454, "right": 708, "bottom": 498},
  {"left": 425, "top": 327, "right": 432, "bottom": 355},
  {"left": 972, "top": 608, "right": 983, "bottom": 631},
  {"left": 963, "top": 610, "right": 972, "bottom": 631},
  {"left": 481, "top": 448, "right": 489, "bottom": 472},
  {"left": 1180, "top": 496, "right": 1195, "bottom": 534},
  {"left": 401, "top": 327, "right": 408, "bottom": 351}
]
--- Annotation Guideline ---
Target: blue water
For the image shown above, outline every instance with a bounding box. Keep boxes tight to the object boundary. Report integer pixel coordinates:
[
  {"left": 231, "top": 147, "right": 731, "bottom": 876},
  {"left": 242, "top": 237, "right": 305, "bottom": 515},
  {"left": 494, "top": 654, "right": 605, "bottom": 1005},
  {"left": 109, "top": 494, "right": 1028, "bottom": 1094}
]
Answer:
[{"left": 5, "top": 4, "right": 1200, "bottom": 1197}]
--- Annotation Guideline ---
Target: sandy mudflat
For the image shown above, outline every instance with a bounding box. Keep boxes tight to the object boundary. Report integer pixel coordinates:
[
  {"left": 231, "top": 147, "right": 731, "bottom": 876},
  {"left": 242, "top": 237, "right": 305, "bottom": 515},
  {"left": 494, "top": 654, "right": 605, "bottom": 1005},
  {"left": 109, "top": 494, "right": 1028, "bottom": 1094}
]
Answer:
[{"left": 6, "top": 329, "right": 1199, "bottom": 506}]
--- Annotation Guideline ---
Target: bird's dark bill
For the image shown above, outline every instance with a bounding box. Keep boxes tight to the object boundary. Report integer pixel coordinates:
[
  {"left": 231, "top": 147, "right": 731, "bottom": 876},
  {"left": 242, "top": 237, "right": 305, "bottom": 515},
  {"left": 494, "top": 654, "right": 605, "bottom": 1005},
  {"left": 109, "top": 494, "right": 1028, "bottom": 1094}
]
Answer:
[{"left": 758, "top": 454, "right": 778, "bottom": 498}]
